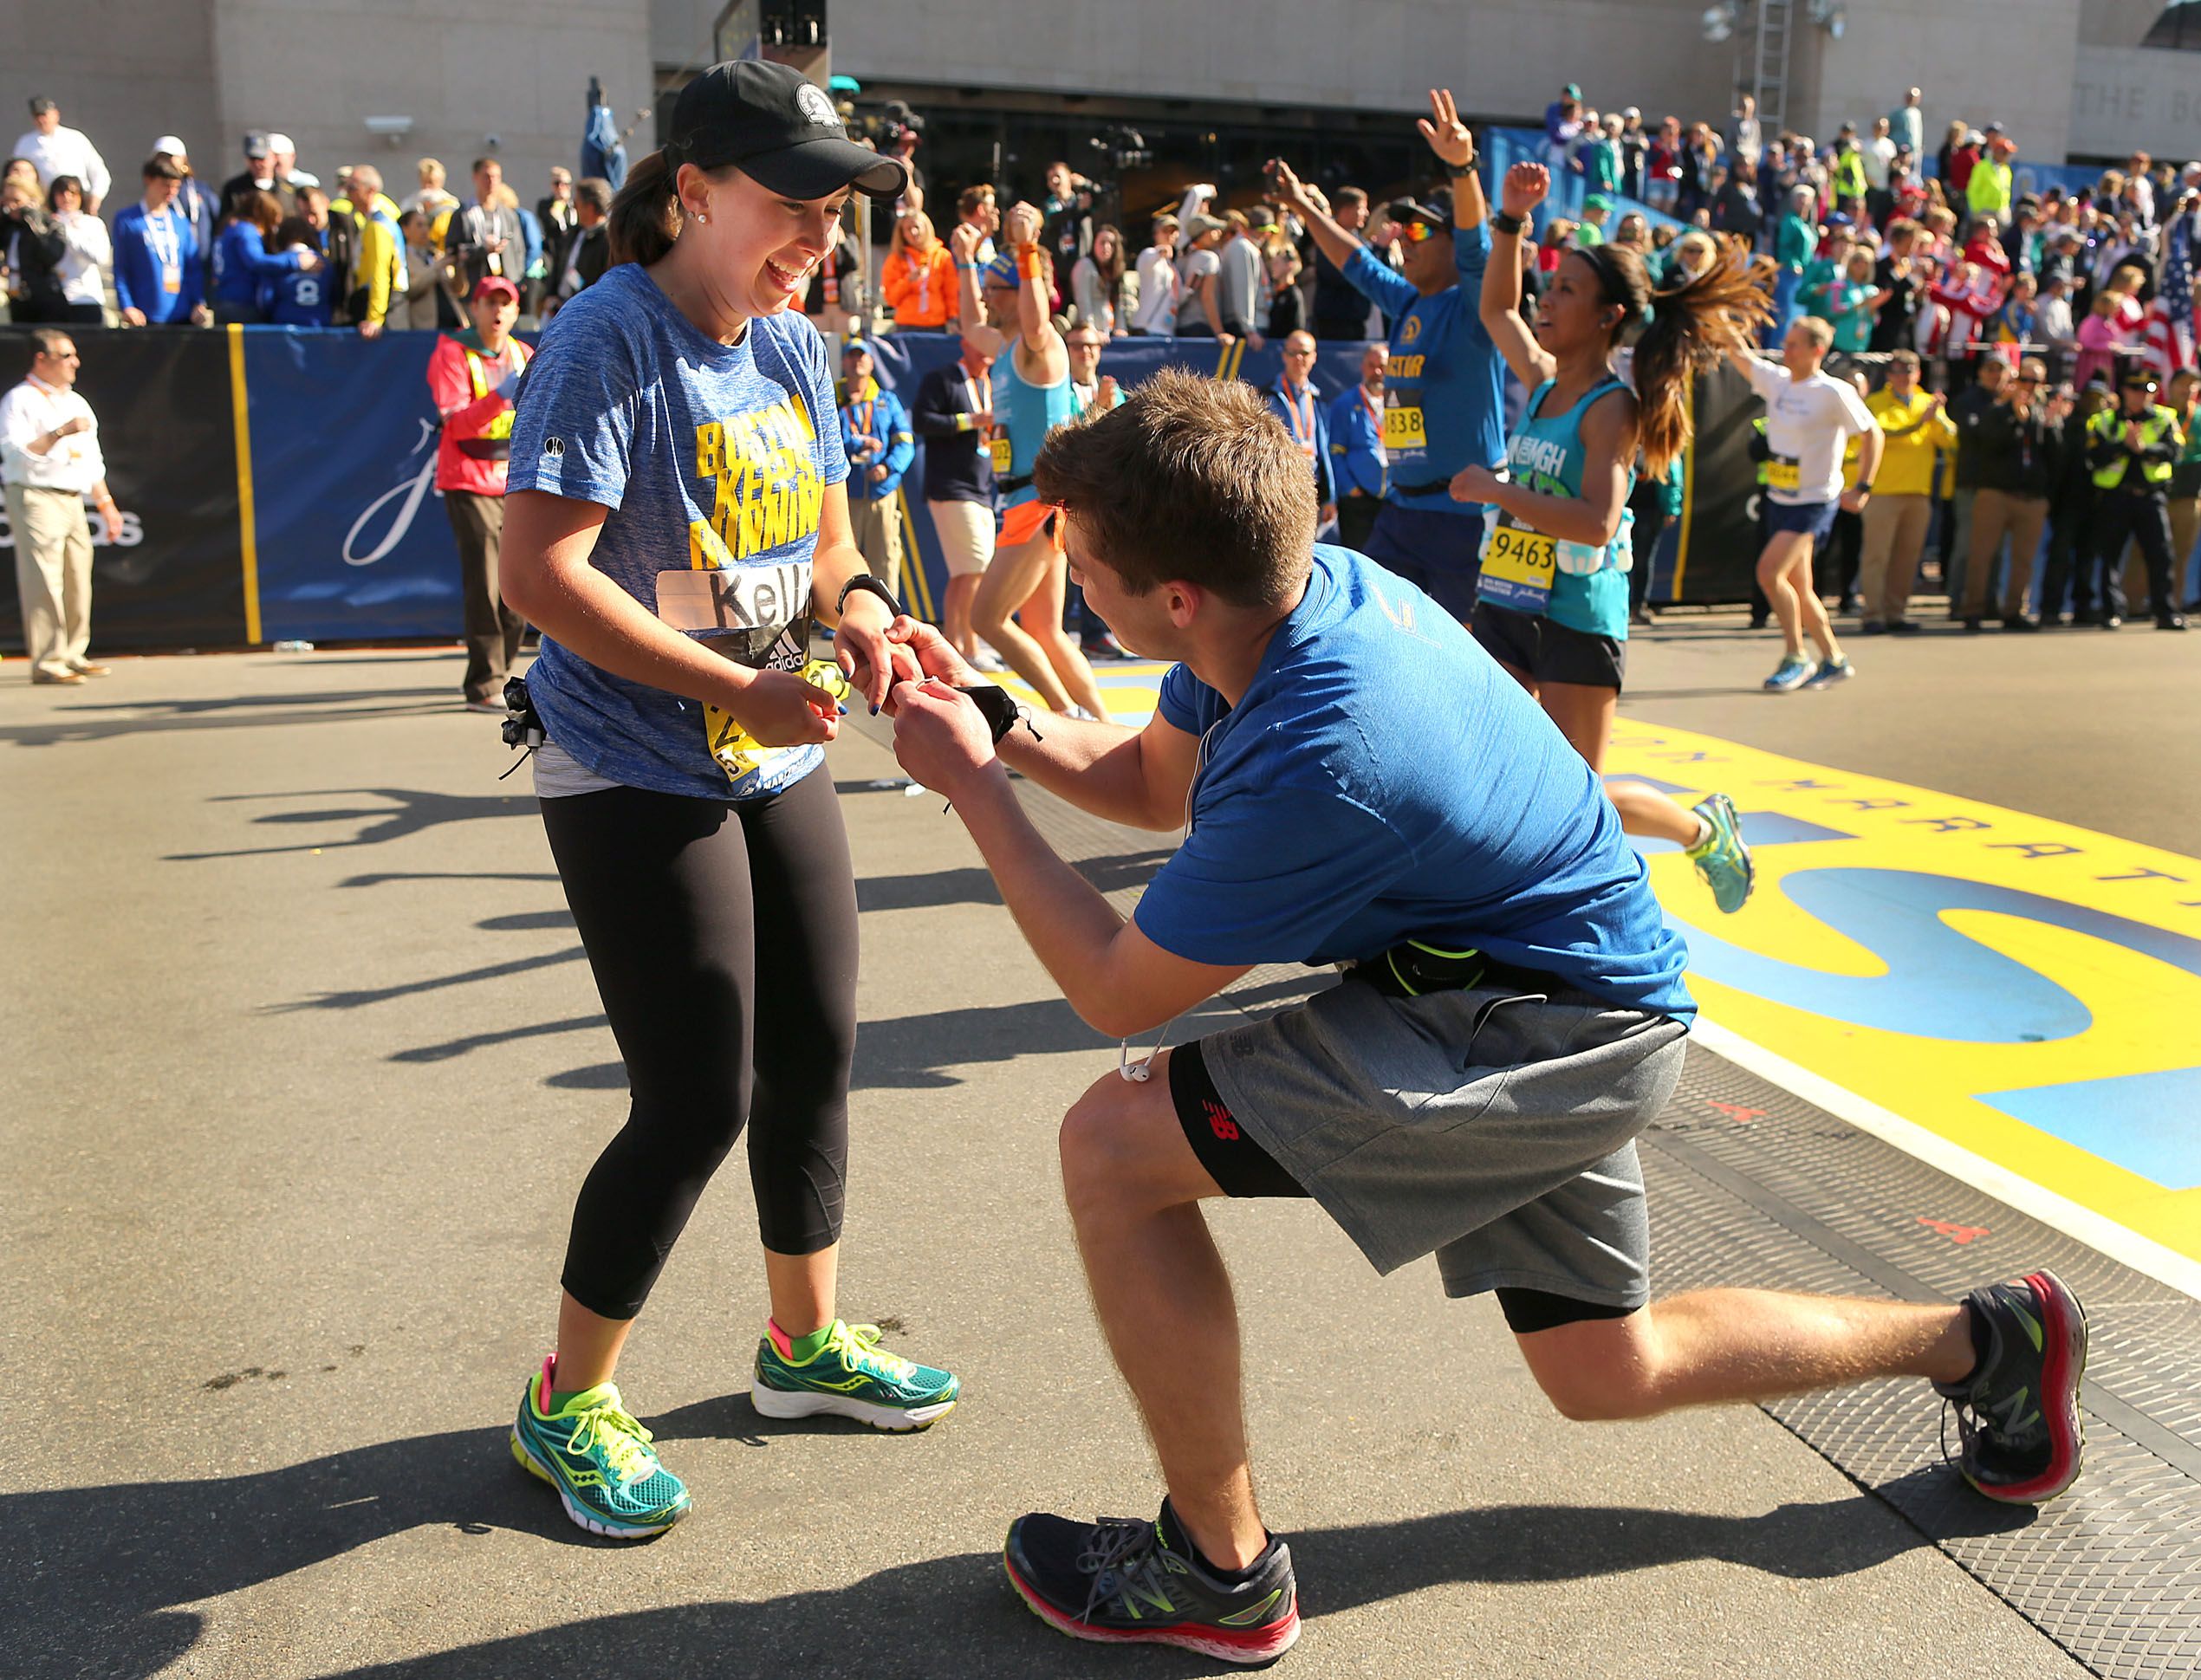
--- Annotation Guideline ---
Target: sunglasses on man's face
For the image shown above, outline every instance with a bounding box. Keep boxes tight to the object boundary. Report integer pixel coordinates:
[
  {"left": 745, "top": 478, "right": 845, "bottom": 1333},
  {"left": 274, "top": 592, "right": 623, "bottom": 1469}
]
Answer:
[{"left": 1396, "top": 218, "right": 1440, "bottom": 245}]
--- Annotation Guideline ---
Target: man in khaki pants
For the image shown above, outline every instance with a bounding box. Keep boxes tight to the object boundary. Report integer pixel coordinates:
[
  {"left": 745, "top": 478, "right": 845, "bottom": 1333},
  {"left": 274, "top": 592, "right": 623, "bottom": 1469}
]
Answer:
[
  {"left": 1857, "top": 350, "right": 1954, "bottom": 634},
  {"left": 1962, "top": 357, "right": 2068, "bottom": 632},
  {"left": 2, "top": 329, "right": 116, "bottom": 684}
]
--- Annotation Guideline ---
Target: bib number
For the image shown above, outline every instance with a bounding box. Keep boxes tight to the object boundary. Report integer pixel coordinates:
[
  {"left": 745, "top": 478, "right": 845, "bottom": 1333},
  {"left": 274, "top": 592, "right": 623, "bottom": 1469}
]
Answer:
[
  {"left": 1382, "top": 405, "right": 1426, "bottom": 452},
  {"left": 1477, "top": 516, "right": 1557, "bottom": 613},
  {"left": 988, "top": 437, "right": 1013, "bottom": 472},
  {"left": 1766, "top": 456, "right": 1802, "bottom": 492},
  {"left": 657, "top": 559, "right": 815, "bottom": 782}
]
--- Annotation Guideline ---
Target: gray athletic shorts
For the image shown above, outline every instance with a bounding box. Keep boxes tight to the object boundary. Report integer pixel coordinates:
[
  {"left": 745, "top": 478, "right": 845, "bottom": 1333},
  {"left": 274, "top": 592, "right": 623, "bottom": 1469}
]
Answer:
[{"left": 1196, "top": 976, "right": 1689, "bottom": 1308}]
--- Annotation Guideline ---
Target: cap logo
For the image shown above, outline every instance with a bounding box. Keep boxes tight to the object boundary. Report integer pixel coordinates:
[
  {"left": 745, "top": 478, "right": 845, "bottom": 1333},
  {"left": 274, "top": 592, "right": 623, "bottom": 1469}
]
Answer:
[{"left": 796, "top": 84, "right": 837, "bottom": 128}]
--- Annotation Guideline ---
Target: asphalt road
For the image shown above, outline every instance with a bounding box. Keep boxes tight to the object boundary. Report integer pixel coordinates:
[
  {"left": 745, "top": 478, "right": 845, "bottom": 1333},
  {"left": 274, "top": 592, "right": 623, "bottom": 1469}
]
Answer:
[{"left": 5, "top": 626, "right": 2154, "bottom": 1679}]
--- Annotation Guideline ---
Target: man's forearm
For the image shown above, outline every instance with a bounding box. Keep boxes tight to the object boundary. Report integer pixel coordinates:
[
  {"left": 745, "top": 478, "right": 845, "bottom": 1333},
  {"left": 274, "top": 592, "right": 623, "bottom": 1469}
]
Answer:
[
  {"left": 951, "top": 768, "right": 1132, "bottom": 1026},
  {"left": 998, "top": 715, "right": 1176, "bottom": 830}
]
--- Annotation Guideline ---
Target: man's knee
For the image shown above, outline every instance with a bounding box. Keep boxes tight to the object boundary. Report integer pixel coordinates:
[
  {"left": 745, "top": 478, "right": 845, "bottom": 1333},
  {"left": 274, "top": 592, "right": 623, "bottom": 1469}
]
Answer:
[
  {"left": 1057, "top": 1068, "right": 1194, "bottom": 1225},
  {"left": 1515, "top": 1310, "right": 1663, "bottom": 1422}
]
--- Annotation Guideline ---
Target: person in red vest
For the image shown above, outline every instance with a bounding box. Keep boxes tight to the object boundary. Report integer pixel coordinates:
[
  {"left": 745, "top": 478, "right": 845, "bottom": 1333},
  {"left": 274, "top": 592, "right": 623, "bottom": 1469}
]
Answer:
[{"left": 429, "top": 274, "right": 534, "bottom": 710}]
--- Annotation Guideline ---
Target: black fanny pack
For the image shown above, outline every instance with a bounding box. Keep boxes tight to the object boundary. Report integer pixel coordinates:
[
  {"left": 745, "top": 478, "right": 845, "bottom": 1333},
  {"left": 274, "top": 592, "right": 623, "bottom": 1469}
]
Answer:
[{"left": 1355, "top": 939, "right": 1568, "bottom": 1001}]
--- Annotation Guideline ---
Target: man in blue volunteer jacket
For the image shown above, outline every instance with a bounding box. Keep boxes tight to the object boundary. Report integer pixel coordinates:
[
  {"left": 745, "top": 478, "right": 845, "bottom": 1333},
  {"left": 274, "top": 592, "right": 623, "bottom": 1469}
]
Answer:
[
  {"left": 111, "top": 155, "right": 209, "bottom": 326},
  {"left": 840, "top": 339, "right": 916, "bottom": 599},
  {"left": 1263, "top": 329, "right": 1335, "bottom": 540},
  {"left": 1328, "top": 341, "right": 1388, "bottom": 553}
]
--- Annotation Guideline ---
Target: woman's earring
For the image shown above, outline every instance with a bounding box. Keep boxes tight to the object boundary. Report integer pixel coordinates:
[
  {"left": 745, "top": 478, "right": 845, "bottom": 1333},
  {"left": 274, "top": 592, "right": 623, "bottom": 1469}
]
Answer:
[{"left": 695, "top": 211, "right": 707, "bottom": 224}]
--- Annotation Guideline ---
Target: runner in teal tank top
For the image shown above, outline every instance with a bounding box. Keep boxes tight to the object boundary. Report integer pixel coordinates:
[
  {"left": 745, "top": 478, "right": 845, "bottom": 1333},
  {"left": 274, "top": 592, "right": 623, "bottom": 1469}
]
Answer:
[
  {"left": 950, "top": 199, "right": 1111, "bottom": 721},
  {"left": 1456, "top": 159, "right": 1776, "bottom": 915}
]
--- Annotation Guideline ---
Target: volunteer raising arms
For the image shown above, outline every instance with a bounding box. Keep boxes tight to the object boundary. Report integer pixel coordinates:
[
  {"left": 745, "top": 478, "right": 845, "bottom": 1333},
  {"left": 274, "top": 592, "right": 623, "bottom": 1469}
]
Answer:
[
  {"left": 497, "top": 61, "right": 958, "bottom": 1541},
  {"left": 1456, "top": 159, "right": 1769, "bottom": 912},
  {"left": 954, "top": 199, "right": 1113, "bottom": 720}
]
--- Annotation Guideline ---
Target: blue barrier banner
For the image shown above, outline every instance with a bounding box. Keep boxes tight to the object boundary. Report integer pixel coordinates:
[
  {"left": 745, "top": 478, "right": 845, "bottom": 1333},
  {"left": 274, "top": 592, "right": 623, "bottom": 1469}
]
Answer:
[
  {"left": 232, "top": 320, "right": 1730, "bottom": 645},
  {"left": 244, "top": 330, "right": 466, "bottom": 644}
]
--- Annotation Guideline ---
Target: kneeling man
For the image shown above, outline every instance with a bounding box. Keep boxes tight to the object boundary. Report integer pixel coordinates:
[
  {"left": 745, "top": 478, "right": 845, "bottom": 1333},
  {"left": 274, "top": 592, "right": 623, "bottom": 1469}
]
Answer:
[{"left": 886, "top": 369, "right": 2086, "bottom": 1666}]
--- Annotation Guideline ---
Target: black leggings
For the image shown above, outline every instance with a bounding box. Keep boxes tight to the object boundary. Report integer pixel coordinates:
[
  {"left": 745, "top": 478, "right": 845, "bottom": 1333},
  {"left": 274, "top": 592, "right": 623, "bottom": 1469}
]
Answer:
[{"left": 541, "top": 767, "right": 859, "bottom": 1321}]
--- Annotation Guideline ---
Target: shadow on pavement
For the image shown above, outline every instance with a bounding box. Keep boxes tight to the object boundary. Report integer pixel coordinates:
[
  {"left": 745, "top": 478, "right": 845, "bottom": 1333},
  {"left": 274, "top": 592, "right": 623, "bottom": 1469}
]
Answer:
[
  {"left": 0, "top": 1415, "right": 1925, "bottom": 1680},
  {"left": 167, "top": 788, "right": 536, "bottom": 861},
  {"left": 857, "top": 866, "right": 1002, "bottom": 912},
  {"left": 0, "top": 690, "right": 463, "bottom": 748}
]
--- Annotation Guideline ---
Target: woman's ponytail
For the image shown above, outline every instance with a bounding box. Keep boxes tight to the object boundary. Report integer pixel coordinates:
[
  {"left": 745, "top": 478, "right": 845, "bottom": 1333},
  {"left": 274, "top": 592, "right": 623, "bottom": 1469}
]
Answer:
[
  {"left": 1631, "top": 236, "right": 1776, "bottom": 480},
  {"left": 607, "top": 148, "right": 683, "bottom": 269}
]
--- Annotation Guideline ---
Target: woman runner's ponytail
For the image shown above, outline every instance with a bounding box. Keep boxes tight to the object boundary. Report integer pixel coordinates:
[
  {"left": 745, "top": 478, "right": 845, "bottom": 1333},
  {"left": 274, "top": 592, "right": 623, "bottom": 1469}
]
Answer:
[{"left": 1626, "top": 237, "right": 1776, "bottom": 480}]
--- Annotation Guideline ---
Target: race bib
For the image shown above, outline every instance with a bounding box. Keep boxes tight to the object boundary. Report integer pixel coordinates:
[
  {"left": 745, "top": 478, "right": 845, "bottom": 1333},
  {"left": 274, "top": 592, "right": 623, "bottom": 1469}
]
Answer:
[
  {"left": 1477, "top": 514, "right": 1557, "bottom": 614},
  {"left": 988, "top": 437, "right": 1013, "bottom": 473},
  {"left": 1383, "top": 405, "right": 1426, "bottom": 452},
  {"left": 1766, "top": 456, "right": 1802, "bottom": 492},
  {"left": 658, "top": 557, "right": 815, "bottom": 782}
]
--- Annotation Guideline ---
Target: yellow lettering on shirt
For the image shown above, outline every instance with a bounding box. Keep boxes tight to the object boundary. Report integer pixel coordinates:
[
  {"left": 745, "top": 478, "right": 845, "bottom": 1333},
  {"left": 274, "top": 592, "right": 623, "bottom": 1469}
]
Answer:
[
  {"left": 693, "top": 397, "right": 823, "bottom": 563},
  {"left": 1386, "top": 354, "right": 1425, "bottom": 380}
]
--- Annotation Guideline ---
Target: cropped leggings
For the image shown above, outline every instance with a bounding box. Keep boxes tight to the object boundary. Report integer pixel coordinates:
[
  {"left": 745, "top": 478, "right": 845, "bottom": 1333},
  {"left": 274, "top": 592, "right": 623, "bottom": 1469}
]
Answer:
[{"left": 541, "top": 767, "right": 859, "bottom": 1321}]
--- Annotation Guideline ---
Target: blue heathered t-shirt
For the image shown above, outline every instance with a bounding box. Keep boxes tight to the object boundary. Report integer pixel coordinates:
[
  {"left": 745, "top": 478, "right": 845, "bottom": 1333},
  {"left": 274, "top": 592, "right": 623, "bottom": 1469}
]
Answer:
[
  {"left": 1135, "top": 546, "right": 1694, "bottom": 1022},
  {"left": 506, "top": 263, "right": 848, "bottom": 801}
]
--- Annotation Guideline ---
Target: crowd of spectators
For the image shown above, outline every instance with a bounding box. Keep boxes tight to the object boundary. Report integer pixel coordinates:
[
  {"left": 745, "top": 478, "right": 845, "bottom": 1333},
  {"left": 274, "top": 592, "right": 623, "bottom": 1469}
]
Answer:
[
  {"left": 9, "top": 79, "right": 2201, "bottom": 625},
  {"left": 0, "top": 97, "right": 616, "bottom": 334}
]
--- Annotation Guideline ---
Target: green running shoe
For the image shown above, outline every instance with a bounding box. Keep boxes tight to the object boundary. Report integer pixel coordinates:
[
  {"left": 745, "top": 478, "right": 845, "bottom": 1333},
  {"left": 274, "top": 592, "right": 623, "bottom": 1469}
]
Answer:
[
  {"left": 510, "top": 1357, "right": 691, "bottom": 1539},
  {"left": 751, "top": 1319, "right": 960, "bottom": 1431},
  {"left": 1685, "top": 792, "right": 1756, "bottom": 914}
]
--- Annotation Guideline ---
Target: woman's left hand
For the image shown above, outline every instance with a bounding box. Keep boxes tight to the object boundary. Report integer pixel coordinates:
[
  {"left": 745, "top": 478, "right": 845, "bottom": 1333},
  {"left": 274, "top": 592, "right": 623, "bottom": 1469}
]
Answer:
[
  {"left": 834, "top": 587, "right": 919, "bottom": 712},
  {"left": 1451, "top": 464, "right": 1504, "bottom": 505}
]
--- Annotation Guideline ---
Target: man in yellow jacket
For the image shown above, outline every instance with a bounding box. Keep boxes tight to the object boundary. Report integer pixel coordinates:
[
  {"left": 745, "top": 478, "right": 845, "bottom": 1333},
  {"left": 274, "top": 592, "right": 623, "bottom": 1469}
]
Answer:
[
  {"left": 1857, "top": 349, "right": 1957, "bottom": 632},
  {"left": 332, "top": 164, "right": 405, "bottom": 339}
]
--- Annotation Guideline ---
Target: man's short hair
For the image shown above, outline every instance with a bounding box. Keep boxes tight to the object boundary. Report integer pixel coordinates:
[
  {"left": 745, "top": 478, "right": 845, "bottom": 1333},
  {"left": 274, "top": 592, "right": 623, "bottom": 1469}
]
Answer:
[
  {"left": 472, "top": 156, "right": 499, "bottom": 175},
  {"left": 1334, "top": 186, "right": 1367, "bottom": 211},
  {"left": 28, "top": 97, "right": 56, "bottom": 117},
  {"left": 575, "top": 177, "right": 613, "bottom": 214},
  {"left": 958, "top": 184, "right": 995, "bottom": 216},
  {"left": 1792, "top": 315, "right": 1835, "bottom": 350},
  {"left": 1034, "top": 367, "right": 1315, "bottom": 611},
  {"left": 1887, "top": 348, "right": 1920, "bottom": 371},
  {"left": 141, "top": 153, "right": 185, "bottom": 182},
  {"left": 27, "top": 328, "right": 72, "bottom": 364}
]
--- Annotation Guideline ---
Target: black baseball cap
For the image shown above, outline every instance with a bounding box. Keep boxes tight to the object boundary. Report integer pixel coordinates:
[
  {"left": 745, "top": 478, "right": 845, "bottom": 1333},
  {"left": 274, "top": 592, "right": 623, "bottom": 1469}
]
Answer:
[
  {"left": 1386, "top": 197, "right": 1446, "bottom": 230},
  {"left": 667, "top": 61, "right": 905, "bottom": 200}
]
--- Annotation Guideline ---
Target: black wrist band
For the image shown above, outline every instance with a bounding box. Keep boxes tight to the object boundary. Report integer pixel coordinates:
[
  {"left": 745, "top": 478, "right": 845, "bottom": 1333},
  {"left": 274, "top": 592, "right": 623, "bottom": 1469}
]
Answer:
[
  {"left": 835, "top": 573, "right": 901, "bottom": 620},
  {"left": 955, "top": 684, "right": 1042, "bottom": 744},
  {"left": 1492, "top": 211, "right": 1526, "bottom": 236},
  {"left": 1445, "top": 159, "right": 1477, "bottom": 178}
]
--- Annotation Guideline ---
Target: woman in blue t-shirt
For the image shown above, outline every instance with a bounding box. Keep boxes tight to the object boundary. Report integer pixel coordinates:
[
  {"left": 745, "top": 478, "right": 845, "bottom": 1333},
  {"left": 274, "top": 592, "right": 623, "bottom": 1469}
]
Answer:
[
  {"left": 496, "top": 60, "right": 959, "bottom": 1540},
  {"left": 1454, "top": 159, "right": 1769, "bottom": 915}
]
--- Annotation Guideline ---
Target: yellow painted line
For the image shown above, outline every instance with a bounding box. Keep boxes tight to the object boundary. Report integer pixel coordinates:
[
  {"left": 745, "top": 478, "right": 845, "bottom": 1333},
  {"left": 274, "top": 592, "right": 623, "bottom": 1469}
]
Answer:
[
  {"left": 995, "top": 659, "right": 1167, "bottom": 727},
  {"left": 894, "top": 487, "right": 937, "bottom": 620},
  {"left": 1607, "top": 716, "right": 2201, "bottom": 1285},
  {"left": 227, "top": 325, "right": 263, "bottom": 645},
  {"left": 1672, "top": 375, "right": 1695, "bottom": 598}
]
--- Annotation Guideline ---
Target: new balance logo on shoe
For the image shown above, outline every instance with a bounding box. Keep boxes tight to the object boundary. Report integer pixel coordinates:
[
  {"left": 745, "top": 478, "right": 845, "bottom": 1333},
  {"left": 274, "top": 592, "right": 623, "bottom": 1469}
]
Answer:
[{"left": 1203, "top": 1099, "right": 1239, "bottom": 1142}]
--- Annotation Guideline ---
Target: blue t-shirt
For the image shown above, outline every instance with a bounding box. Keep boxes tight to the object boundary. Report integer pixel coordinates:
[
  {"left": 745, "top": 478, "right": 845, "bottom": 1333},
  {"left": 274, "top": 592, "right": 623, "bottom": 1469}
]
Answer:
[
  {"left": 506, "top": 263, "right": 849, "bottom": 801},
  {"left": 263, "top": 261, "right": 334, "bottom": 328},
  {"left": 1135, "top": 546, "right": 1693, "bottom": 1021},
  {"left": 1343, "top": 226, "right": 1507, "bottom": 511}
]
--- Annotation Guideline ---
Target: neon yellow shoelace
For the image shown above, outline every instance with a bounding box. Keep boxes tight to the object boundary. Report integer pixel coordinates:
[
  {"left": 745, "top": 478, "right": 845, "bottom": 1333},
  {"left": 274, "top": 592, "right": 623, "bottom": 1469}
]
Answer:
[
  {"left": 841, "top": 1323, "right": 916, "bottom": 1383},
  {"left": 564, "top": 1402, "right": 659, "bottom": 1482}
]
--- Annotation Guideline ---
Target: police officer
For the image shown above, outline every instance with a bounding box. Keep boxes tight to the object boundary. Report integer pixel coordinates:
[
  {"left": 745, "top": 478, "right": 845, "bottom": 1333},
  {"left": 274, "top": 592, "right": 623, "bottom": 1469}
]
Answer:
[{"left": 2085, "top": 369, "right": 2190, "bottom": 631}]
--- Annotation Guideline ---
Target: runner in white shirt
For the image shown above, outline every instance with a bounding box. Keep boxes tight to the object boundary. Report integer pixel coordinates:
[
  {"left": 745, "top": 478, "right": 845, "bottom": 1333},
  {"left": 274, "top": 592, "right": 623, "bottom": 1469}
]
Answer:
[
  {"left": 1132, "top": 216, "right": 1181, "bottom": 336},
  {"left": 1, "top": 330, "right": 120, "bottom": 683},
  {"left": 1728, "top": 315, "right": 1882, "bottom": 691}
]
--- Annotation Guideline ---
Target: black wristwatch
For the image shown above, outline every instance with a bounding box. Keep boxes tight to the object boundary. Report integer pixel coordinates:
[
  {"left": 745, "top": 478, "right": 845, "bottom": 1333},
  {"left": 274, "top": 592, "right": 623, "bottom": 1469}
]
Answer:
[
  {"left": 1445, "top": 158, "right": 1477, "bottom": 178},
  {"left": 835, "top": 573, "right": 902, "bottom": 620},
  {"left": 1492, "top": 211, "right": 1526, "bottom": 237}
]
